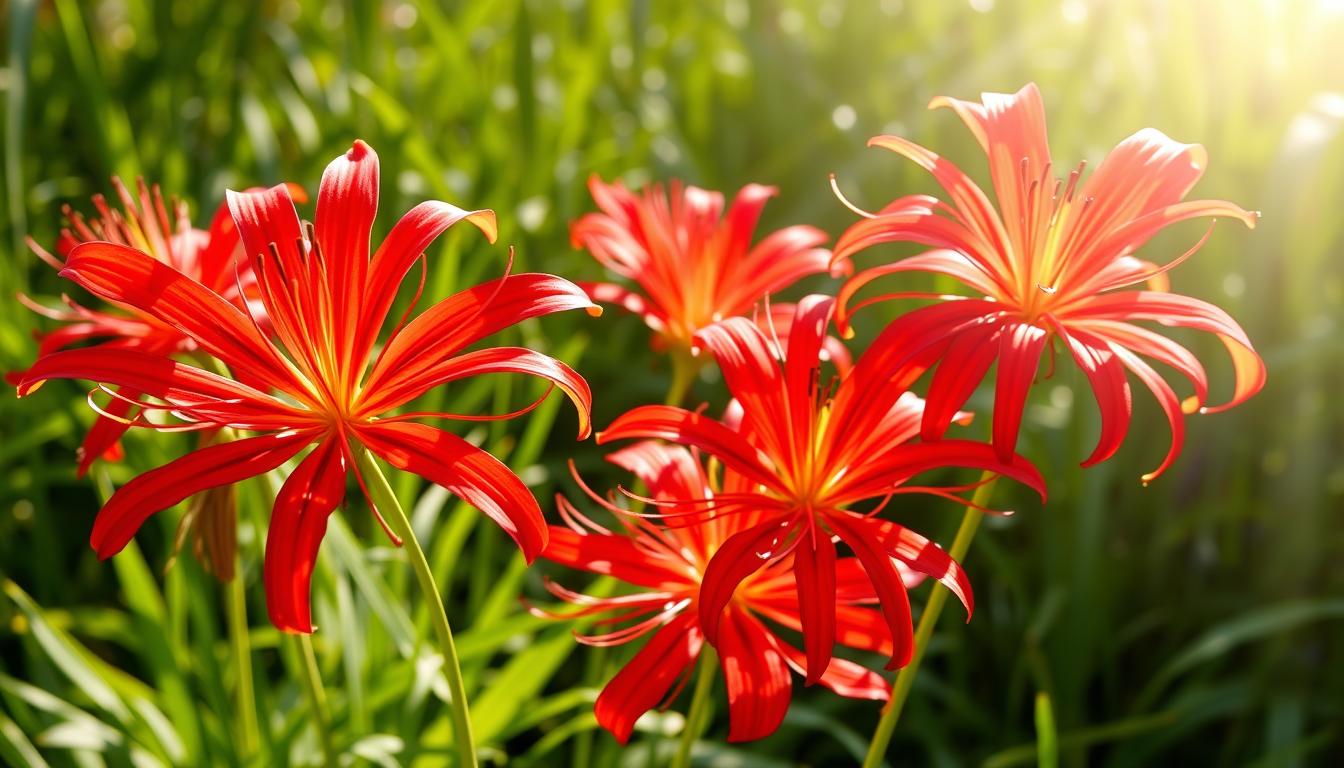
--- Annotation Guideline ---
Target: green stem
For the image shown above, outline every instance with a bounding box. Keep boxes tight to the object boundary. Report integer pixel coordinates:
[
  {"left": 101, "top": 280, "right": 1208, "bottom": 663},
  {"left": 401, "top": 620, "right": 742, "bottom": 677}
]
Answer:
[
  {"left": 671, "top": 646, "right": 718, "bottom": 768},
  {"left": 350, "top": 441, "right": 479, "bottom": 768},
  {"left": 296, "top": 634, "right": 336, "bottom": 768},
  {"left": 226, "top": 562, "right": 259, "bottom": 760},
  {"left": 862, "top": 473, "right": 998, "bottom": 768},
  {"left": 665, "top": 349, "right": 699, "bottom": 407}
]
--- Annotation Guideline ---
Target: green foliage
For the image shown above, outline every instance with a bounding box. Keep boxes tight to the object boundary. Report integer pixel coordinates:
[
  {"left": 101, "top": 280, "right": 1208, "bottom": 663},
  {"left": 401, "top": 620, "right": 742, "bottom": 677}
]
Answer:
[{"left": 2, "top": 0, "right": 1342, "bottom": 765}]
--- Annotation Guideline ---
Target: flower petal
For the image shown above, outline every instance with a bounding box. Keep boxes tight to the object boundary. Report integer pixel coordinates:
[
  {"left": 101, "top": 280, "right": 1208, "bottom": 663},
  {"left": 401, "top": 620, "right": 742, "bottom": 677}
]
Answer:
[
  {"left": 18, "top": 348, "right": 313, "bottom": 430},
  {"left": 598, "top": 405, "right": 780, "bottom": 493},
  {"left": 828, "top": 439, "right": 1046, "bottom": 507},
  {"left": 60, "top": 242, "right": 300, "bottom": 396},
  {"left": 1068, "top": 291, "right": 1264, "bottom": 413},
  {"left": 920, "top": 320, "right": 1001, "bottom": 441},
  {"left": 719, "top": 608, "right": 792, "bottom": 742},
  {"left": 862, "top": 515, "right": 973, "bottom": 617},
  {"left": 698, "top": 518, "right": 795, "bottom": 643},
  {"left": 929, "top": 83, "right": 1051, "bottom": 262},
  {"left": 793, "top": 528, "right": 837, "bottom": 685},
  {"left": 825, "top": 513, "right": 918, "bottom": 669},
  {"left": 1108, "top": 343, "right": 1186, "bottom": 483},
  {"left": 359, "top": 200, "right": 497, "bottom": 364},
  {"left": 363, "top": 273, "right": 598, "bottom": 397},
  {"left": 265, "top": 437, "right": 347, "bottom": 633},
  {"left": 90, "top": 430, "right": 313, "bottom": 558},
  {"left": 1051, "top": 322, "right": 1133, "bottom": 467},
  {"left": 354, "top": 421, "right": 547, "bottom": 561},
  {"left": 541, "top": 525, "right": 691, "bottom": 590},
  {"left": 772, "top": 636, "right": 888, "bottom": 701},
  {"left": 991, "top": 322, "right": 1049, "bottom": 461},
  {"left": 594, "top": 613, "right": 702, "bottom": 744},
  {"left": 1075, "top": 318, "right": 1208, "bottom": 411},
  {"left": 74, "top": 387, "right": 140, "bottom": 477},
  {"left": 581, "top": 281, "right": 669, "bottom": 337},
  {"left": 357, "top": 347, "right": 591, "bottom": 439}
]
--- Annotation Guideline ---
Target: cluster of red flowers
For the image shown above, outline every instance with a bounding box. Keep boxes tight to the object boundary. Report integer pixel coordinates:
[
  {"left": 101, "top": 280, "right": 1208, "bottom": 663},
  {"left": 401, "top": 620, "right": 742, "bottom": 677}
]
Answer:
[{"left": 14, "top": 84, "right": 1262, "bottom": 747}]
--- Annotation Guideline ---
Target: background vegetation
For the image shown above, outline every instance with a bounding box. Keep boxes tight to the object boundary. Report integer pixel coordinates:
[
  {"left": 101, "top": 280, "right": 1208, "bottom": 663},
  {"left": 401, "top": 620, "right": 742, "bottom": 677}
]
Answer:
[{"left": 2, "top": 0, "right": 1342, "bottom": 765}]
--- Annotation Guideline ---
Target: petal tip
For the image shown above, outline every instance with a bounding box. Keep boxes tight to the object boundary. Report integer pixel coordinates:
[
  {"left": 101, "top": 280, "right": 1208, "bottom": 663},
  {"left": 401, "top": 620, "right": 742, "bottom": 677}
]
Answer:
[{"left": 348, "top": 139, "right": 374, "bottom": 160}]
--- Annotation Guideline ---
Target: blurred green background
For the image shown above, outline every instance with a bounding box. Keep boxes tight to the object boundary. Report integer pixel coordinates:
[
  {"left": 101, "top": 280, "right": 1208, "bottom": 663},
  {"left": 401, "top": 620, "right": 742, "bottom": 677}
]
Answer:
[{"left": 2, "top": 0, "right": 1342, "bottom": 766}]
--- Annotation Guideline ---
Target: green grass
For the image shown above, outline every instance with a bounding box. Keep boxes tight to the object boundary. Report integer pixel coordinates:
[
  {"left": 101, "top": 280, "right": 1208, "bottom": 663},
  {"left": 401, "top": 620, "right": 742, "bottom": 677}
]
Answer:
[{"left": 2, "top": 1, "right": 1343, "bottom": 765}]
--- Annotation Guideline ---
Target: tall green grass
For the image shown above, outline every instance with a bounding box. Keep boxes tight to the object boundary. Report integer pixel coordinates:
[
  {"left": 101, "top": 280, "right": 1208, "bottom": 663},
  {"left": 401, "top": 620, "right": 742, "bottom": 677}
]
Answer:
[{"left": 2, "top": 1, "right": 1342, "bottom": 765}]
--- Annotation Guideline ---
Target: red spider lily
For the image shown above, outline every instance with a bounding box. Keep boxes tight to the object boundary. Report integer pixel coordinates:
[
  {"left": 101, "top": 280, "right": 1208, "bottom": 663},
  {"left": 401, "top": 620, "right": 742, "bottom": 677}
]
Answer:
[
  {"left": 10, "top": 178, "right": 296, "bottom": 475},
  {"left": 18, "top": 140, "right": 598, "bottom": 633},
  {"left": 831, "top": 83, "right": 1265, "bottom": 482},
  {"left": 538, "top": 441, "right": 912, "bottom": 742},
  {"left": 572, "top": 175, "right": 848, "bottom": 356},
  {"left": 595, "top": 296, "right": 1045, "bottom": 685}
]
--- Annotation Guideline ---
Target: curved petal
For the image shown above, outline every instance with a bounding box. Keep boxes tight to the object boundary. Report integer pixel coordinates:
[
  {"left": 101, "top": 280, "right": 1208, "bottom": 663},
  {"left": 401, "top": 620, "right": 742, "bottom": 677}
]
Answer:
[
  {"left": 861, "top": 516, "right": 973, "bottom": 618},
  {"left": 1062, "top": 128, "right": 1219, "bottom": 275},
  {"left": 692, "top": 316, "right": 795, "bottom": 465},
  {"left": 359, "top": 200, "right": 498, "bottom": 363},
  {"left": 264, "top": 437, "right": 347, "bottom": 633},
  {"left": 793, "top": 528, "right": 837, "bottom": 685},
  {"left": 772, "top": 637, "right": 888, "bottom": 701},
  {"left": 598, "top": 405, "right": 780, "bottom": 493},
  {"left": 1074, "top": 318, "right": 1208, "bottom": 411},
  {"left": 316, "top": 140, "right": 379, "bottom": 311},
  {"left": 862, "top": 136, "right": 1013, "bottom": 280},
  {"left": 315, "top": 141, "right": 380, "bottom": 379},
  {"left": 18, "top": 348, "right": 313, "bottom": 430},
  {"left": 90, "top": 430, "right": 314, "bottom": 558},
  {"left": 581, "top": 281, "right": 668, "bottom": 336},
  {"left": 594, "top": 613, "right": 702, "bottom": 744},
  {"left": 76, "top": 389, "right": 139, "bottom": 477},
  {"left": 698, "top": 519, "right": 796, "bottom": 643},
  {"left": 604, "top": 442, "right": 709, "bottom": 505},
  {"left": 716, "top": 227, "right": 831, "bottom": 313},
  {"left": 354, "top": 421, "right": 547, "bottom": 561},
  {"left": 1108, "top": 343, "right": 1185, "bottom": 483},
  {"left": 920, "top": 319, "right": 1002, "bottom": 441},
  {"left": 363, "top": 273, "right": 599, "bottom": 397},
  {"left": 541, "top": 526, "right": 691, "bottom": 590},
  {"left": 357, "top": 346, "right": 591, "bottom": 438},
  {"left": 828, "top": 439, "right": 1046, "bottom": 507},
  {"left": 61, "top": 243, "right": 299, "bottom": 396},
  {"left": 929, "top": 83, "right": 1050, "bottom": 262},
  {"left": 991, "top": 322, "right": 1049, "bottom": 461},
  {"left": 1051, "top": 321, "right": 1132, "bottom": 467},
  {"left": 823, "top": 513, "right": 915, "bottom": 670},
  {"left": 837, "top": 249, "right": 1003, "bottom": 318},
  {"left": 1067, "top": 291, "right": 1264, "bottom": 412},
  {"left": 719, "top": 608, "right": 792, "bottom": 742}
]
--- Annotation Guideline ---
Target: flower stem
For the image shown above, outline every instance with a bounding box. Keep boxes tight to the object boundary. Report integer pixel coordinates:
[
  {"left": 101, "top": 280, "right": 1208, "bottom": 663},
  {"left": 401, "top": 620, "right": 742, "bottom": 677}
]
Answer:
[
  {"left": 665, "top": 349, "right": 699, "bottom": 407},
  {"left": 671, "top": 646, "right": 718, "bottom": 768},
  {"left": 296, "top": 633, "right": 336, "bottom": 768},
  {"left": 350, "top": 441, "right": 479, "bottom": 768},
  {"left": 225, "top": 561, "right": 259, "bottom": 760},
  {"left": 861, "top": 473, "right": 998, "bottom": 768}
]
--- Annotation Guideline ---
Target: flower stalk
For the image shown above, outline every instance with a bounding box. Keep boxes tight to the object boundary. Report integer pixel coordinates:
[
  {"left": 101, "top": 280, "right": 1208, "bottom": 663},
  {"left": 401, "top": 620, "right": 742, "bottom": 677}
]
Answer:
[
  {"left": 226, "top": 562, "right": 260, "bottom": 760},
  {"left": 350, "top": 440, "right": 478, "bottom": 768},
  {"left": 671, "top": 646, "right": 718, "bottom": 768},
  {"left": 862, "top": 473, "right": 998, "bottom": 768},
  {"left": 296, "top": 633, "right": 336, "bottom": 768}
]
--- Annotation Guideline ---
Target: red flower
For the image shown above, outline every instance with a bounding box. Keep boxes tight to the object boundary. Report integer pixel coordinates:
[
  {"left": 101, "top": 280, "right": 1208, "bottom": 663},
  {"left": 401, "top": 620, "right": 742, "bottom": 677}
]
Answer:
[
  {"left": 18, "top": 141, "right": 598, "bottom": 633},
  {"left": 572, "top": 175, "right": 846, "bottom": 355},
  {"left": 831, "top": 83, "right": 1265, "bottom": 482},
  {"left": 11, "top": 178, "right": 289, "bottom": 475},
  {"left": 539, "top": 441, "right": 907, "bottom": 742},
  {"left": 595, "top": 296, "right": 1045, "bottom": 685}
]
